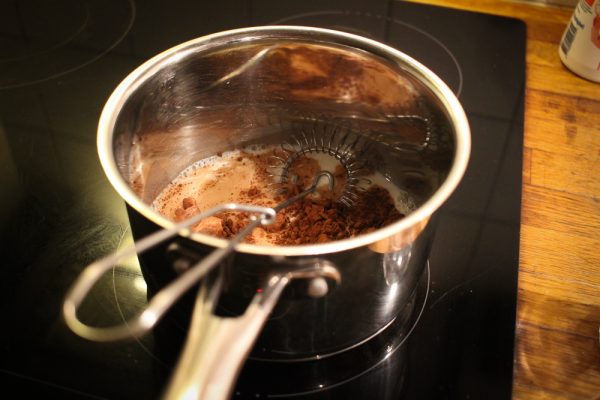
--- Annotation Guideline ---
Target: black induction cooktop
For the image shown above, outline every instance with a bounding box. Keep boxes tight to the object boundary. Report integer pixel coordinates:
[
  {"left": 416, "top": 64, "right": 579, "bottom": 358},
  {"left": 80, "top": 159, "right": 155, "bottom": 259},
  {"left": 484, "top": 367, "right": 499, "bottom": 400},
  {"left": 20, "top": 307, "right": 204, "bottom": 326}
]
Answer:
[{"left": 0, "top": 1, "right": 524, "bottom": 399}]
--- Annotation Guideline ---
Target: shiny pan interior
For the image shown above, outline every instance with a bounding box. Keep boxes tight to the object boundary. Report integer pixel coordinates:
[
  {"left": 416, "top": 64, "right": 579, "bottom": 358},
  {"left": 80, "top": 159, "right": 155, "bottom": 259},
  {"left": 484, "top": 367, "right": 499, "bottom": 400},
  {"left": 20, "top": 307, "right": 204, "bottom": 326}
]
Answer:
[{"left": 98, "top": 26, "right": 470, "bottom": 255}]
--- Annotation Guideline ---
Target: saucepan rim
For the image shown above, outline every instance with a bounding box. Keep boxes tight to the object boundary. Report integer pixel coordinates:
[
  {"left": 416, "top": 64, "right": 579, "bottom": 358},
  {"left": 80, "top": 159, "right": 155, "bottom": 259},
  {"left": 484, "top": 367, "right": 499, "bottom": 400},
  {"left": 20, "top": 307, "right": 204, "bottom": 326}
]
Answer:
[{"left": 97, "top": 25, "right": 470, "bottom": 256}]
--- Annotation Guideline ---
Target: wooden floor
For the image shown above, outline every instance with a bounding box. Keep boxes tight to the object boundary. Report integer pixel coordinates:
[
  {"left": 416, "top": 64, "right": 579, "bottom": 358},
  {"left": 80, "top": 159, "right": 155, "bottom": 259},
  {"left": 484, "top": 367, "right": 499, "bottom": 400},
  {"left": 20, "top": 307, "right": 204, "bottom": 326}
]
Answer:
[{"left": 408, "top": 0, "right": 600, "bottom": 398}]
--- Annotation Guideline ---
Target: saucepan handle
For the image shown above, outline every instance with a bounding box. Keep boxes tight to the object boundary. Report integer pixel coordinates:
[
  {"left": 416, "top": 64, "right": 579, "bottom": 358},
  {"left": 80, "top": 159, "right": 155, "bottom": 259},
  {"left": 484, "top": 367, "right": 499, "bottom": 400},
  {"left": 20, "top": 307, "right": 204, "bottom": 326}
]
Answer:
[
  {"left": 164, "top": 263, "right": 341, "bottom": 400},
  {"left": 62, "top": 203, "right": 276, "bottom": 342}
]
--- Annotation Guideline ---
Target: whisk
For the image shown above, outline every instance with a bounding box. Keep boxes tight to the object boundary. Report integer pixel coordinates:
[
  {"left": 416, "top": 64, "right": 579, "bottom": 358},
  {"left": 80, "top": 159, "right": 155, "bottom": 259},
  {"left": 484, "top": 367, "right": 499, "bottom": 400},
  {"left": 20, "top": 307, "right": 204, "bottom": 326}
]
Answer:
[
  {"left": 63, "top": 169, "right": 339, "bottom": 341},
  {"left": 63, "top": 167, "right": 343, "bottom": 399},
  {"left": 269, "top": 120, "right": 373, "bottom": 207},
  {"left": 266, "top": 110, "right": 435, "bottom": 207}
]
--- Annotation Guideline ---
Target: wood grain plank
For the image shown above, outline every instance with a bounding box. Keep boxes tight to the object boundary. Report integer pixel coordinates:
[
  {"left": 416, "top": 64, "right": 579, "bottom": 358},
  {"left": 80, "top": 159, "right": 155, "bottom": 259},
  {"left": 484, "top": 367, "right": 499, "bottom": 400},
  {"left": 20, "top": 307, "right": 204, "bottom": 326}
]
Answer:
[
  {"left": 529, "top": 149, "right": 600, "bottom": 198},
  {"left": 527, "top": 88, "right": 600, "bottom": 115},
  {"left": 513, "top": 382, "right": 584, "bottom": 400},
  {"left": 523, "top": 147, "right": 532, "bottom": 184},
  {"left": 525, "top": 117, "right": 600, "bottom": 160},
  {"left": 526, "top": 19, "right": 572, "bottom": 43},
  {"left": 517, "top": 270, "right": 600, "bottom": 338},
  {"left": 521, "top": 225, "right": 600, "bottom": 288},
  {"left": 524, "top": 89, "right": 600, "bottom": 159},
  {"left": 514, "top": 323, "right": 600, "bottom": 398},
  {"left": 527, "top": 40, "right": 563, "bottom": 68},
  {"left": 522, "top": 184, "right": 600, "bottom": 234},
  {"left": 528, "top": 63, "right": 600, "bottom": 101},
  {"left": 526, "top": 88, "right": 600, "bottom": 125},
  {"left": 406, "top": 0, "right": 573, "bottom": 23}
]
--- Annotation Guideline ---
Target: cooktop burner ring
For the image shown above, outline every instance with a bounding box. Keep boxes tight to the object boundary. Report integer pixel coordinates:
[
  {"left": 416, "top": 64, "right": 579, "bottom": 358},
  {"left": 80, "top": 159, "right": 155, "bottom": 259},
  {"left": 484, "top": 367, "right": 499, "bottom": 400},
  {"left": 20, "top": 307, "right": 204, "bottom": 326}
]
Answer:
[
  {"left": 108, "top": 244, "right": 430, "bottom": 397},
  {"left": 268, "top": 265, "right": 430, "bottom": 398},
  {"left": 0, "top": 0, "right": 135, "bottom": 90},
  {"left": 233, "top": 262, "right": 430, "bottom": 398},
  {"left": 0, "top": 0, "right": 89, "bottom": 63}
]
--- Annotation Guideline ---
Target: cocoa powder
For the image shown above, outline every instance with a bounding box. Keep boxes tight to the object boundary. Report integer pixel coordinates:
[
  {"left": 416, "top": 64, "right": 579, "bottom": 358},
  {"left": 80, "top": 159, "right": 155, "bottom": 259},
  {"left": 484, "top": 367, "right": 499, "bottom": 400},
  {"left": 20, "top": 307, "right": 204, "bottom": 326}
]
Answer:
[
  {"left": 267, "top": 185, "right": 402, "bottom": 245},
  {"left": 167, "top": 150, "right": 403, "bottom": 245}
]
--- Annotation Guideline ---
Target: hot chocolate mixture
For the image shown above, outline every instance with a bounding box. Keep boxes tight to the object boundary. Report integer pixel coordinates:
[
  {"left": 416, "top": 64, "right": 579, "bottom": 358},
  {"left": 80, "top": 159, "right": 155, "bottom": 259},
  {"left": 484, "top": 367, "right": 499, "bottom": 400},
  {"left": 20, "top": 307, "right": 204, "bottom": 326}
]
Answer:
[{"left": 152, "top": 147, "right": 410, "bottom": 245}]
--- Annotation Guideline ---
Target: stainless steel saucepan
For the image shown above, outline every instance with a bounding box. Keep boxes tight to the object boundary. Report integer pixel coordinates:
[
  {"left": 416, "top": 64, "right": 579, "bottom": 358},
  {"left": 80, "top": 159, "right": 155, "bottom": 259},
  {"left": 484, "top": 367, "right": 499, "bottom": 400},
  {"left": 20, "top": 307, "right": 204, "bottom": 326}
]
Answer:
[{"left": 63, "top": 26, "right": 470, "bottom": 399}]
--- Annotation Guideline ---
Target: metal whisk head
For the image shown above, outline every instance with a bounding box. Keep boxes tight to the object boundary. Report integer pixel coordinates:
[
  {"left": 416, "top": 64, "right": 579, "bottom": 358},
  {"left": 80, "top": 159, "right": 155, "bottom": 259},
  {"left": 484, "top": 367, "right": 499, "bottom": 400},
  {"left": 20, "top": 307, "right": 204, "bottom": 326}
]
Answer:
[{"left": 269, "top": 121, "right": 373, "bottom": 207}]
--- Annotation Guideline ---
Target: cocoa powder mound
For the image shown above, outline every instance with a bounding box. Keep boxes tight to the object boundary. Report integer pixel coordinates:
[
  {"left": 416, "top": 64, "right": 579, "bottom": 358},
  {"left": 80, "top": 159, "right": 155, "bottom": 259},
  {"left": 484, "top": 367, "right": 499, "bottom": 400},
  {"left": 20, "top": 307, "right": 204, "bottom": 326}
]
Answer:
[
  {"left": 168, "top": 150, "right": 404, "bottom": 245},
  {"left": 175, "top": 184, "right": 403, "bottom": 245},
  {"left": 267, "top": 185, "right": 403, "bottom": 245}
]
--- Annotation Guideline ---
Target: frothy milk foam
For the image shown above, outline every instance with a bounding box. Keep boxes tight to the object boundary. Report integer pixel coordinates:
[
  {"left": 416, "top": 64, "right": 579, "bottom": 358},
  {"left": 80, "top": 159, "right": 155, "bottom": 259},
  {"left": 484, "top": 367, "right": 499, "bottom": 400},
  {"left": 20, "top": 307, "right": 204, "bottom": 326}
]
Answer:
[{"left": 152, "top": 145, "right": 416, "bottom": 230}]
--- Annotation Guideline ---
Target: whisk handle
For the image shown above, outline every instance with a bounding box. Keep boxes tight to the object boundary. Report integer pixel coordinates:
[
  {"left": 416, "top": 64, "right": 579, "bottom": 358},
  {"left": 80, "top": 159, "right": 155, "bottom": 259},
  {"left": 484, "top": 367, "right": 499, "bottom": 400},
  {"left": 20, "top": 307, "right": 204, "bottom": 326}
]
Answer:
[{"left": 62, "top": 203, "right": 276, "bottom": 342}]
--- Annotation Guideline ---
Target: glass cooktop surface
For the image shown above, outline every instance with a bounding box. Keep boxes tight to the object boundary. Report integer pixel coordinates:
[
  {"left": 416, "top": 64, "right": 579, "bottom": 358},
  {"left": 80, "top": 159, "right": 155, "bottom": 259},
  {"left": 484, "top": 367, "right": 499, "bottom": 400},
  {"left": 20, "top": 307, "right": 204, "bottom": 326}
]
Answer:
[{"left": 0, "top": 1, "right": 524, "bottom": 398}]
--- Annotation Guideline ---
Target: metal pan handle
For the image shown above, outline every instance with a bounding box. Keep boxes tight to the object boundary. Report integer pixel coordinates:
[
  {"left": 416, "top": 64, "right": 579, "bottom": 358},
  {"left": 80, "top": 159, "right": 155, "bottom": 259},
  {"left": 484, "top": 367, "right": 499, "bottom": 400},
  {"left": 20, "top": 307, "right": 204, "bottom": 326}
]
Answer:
[
  {"left": 62, "top": 203, "right": 276, "bottom": 342},
  {"left": 163, "top": 262, "right": 341, "bottom": 400},
  {"left": 63, "top": 171, "right": 335, "bottom": 342}
]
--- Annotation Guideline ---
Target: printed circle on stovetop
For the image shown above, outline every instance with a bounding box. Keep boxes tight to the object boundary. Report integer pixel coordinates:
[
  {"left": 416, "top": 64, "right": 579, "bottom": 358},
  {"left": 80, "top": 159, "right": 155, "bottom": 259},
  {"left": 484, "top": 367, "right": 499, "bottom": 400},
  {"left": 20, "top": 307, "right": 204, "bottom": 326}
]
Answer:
[
  {"left": 270, "top": 10, "right": 463, "bottom": 97},
  {"left": 234, "top": 263, "right": 430, "bottom": 398},
  {"left": 110, "top": 255, "right": 430, "bottom": 398},
  {"left": 0, "top": 0, "right": 135, "bottom": 90}
]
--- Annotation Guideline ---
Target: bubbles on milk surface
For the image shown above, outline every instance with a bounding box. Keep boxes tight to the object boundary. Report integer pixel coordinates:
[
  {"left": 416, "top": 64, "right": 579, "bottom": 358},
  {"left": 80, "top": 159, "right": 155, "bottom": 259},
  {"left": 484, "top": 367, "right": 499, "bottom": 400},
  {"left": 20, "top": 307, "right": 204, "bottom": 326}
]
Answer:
[{"left": 152, "top": 144, "right": 416, "bottom": 227}]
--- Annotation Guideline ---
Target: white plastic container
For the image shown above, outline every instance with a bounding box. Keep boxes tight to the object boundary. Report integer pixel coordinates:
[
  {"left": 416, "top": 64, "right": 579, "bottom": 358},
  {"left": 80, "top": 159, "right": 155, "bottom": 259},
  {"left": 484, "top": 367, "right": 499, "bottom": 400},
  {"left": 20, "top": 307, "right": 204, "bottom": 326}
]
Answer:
[{"left": 558, "top": 0, "right": 600, "bottom": 83}]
